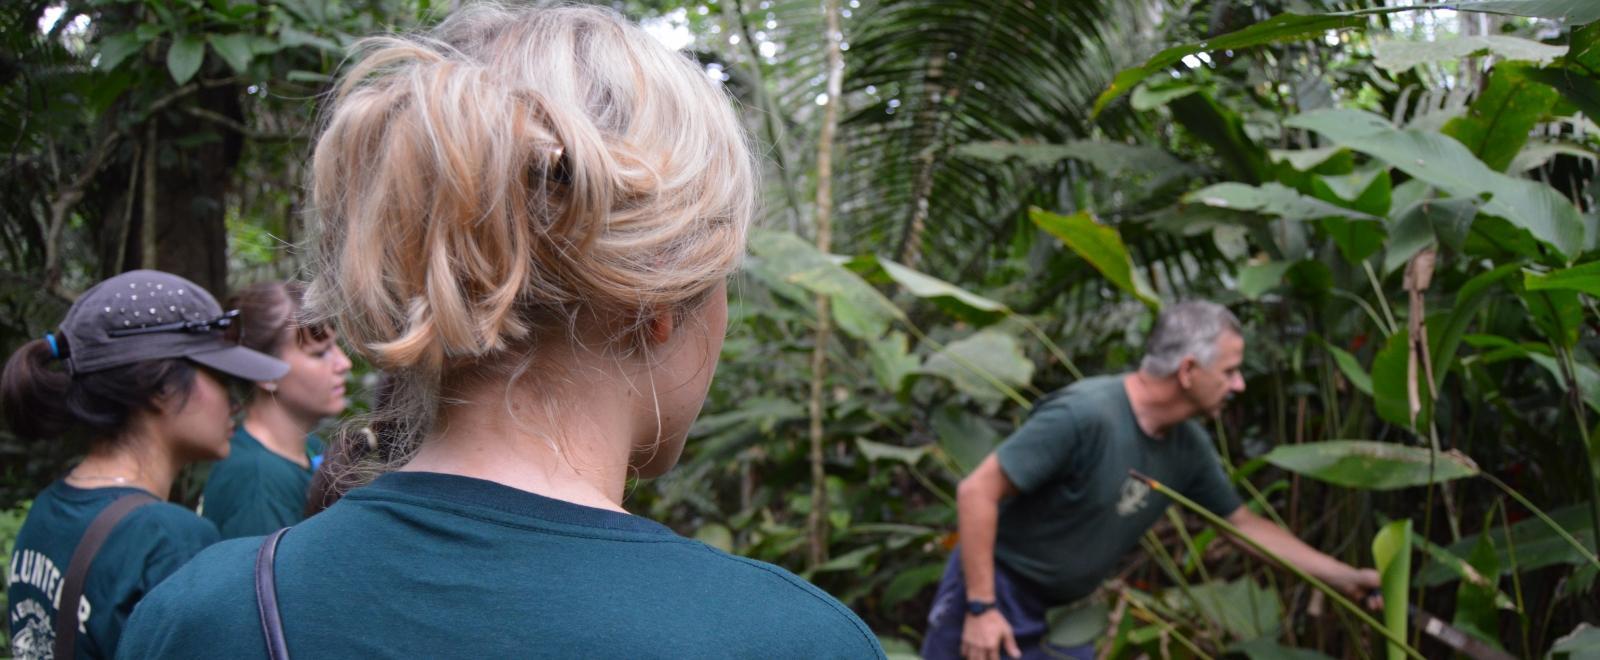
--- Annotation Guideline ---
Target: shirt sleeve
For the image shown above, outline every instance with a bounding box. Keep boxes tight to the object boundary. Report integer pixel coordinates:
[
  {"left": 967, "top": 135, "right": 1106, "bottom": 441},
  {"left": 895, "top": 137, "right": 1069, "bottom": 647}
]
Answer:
[
  {"left": 1177, "top": 423, "right": 1243, "bottom": 517},
  {"left": 994, "top": 399, "right": 1101, "bottom": 493}
]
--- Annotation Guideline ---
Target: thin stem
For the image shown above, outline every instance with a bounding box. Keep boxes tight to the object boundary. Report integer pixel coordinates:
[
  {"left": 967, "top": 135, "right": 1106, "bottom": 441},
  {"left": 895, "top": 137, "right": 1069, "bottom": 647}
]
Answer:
[
  {"left": 1363, "top": 261, "right": 1399, "bottom": 335},
  {"left": 1131, "top": 469, "right": 1426, "bottom": 659}
]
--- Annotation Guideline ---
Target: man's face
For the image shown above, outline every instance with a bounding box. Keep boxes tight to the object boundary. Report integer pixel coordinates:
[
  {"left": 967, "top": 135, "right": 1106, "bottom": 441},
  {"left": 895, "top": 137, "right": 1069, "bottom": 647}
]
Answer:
[{"left": 1181, "top": 331, "right": 1246, "bottom": 418}]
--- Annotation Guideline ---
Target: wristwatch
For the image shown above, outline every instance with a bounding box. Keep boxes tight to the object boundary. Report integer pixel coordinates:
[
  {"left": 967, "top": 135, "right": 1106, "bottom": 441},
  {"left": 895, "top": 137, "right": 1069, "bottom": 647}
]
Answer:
[{"left": 966, "top": 599, "right": 997, "bottom": 615}]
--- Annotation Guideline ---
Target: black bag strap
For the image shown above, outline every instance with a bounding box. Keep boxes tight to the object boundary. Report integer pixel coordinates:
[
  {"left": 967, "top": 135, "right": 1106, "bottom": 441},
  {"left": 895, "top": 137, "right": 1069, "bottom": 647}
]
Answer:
[
  {"left": 55, "top": 492, "right": 157, "bottom": 660},
  {"left": 255, "top": 527, "right": 292, "bottom": 660}
]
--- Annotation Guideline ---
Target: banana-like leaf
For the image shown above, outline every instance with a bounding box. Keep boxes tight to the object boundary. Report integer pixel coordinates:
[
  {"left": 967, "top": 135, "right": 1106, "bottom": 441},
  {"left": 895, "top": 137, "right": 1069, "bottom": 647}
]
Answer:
[
  {"left": 1374, "top": 520, "right": 1414, "bottom": 660},
  {"left": 1419, "top": 503, "right": 1596, "bottom": 586},
  {"left": 1185, "top": 182, "right": 1378, "bottom": 222},
  {"left": 1372, "top": 34, "right": 1566, "bottom": 72},
  {"left": 1236, "top": 261, "right": 1294, "bottom": 300},
  {"left": 1288, "top": 108, "right": 1584, "bottom": 259},
  {"left": 847, "top": 254, "right": 1008, "bottom": 325},
  {"left": 1264, "top": 440, "right": 1480, "bottom": 490},
  {"left": 1094, "top": 13, "right": 1367, "bottom": 116},
  {"left": 1443, "top": 62, "right": 1561, "bottom": 172},
  {"left": 920, "top": 330, "right": 1034, "bottom": 407},
  {"left": 748, "top": 230, "right": 902, "bottom": 340},
  {"left": 1031, "top": 208, "right": 1161, "bottom": 310},
  {"left": 1526, "top": 260, "right": 1600, "bottom": 296}
]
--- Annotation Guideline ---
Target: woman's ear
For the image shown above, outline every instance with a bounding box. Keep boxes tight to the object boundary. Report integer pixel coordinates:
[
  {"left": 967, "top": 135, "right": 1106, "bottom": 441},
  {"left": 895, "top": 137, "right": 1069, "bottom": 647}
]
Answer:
[{"left": 646, "top": 311, "right": 675, "bottom": 346}]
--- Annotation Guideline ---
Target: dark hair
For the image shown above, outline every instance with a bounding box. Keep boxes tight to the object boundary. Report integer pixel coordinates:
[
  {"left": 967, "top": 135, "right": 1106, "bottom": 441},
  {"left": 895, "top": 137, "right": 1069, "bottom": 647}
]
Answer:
[
  {"left": 226, "top": 281, "right": 331, "bottom": 357},
  {"left": 1, "top": 338, "right": 197, "bottom": 441},
  {"left": 304, "top": 373, "right": 396, "bottom": 517}
]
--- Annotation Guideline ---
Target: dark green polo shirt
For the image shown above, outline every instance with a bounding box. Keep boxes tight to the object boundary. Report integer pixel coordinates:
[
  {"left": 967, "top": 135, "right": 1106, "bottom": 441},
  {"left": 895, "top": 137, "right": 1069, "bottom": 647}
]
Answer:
[
  {"left": 994, "top": 375, "right": 1243, "bottom": 605},
  {"left": 7, "top": 481, "right": 218, "bottom": 659},
  {"left": 119, "top": 471, "right": 885, "bottom": 659},
  {"left": 200, "top": 427, "right": 323, "bottom": 539}
]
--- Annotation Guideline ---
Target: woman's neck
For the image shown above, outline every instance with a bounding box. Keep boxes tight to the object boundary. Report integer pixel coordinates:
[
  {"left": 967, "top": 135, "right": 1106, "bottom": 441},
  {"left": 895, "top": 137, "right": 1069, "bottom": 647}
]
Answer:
[
  {"left": 401, "top": 356, "right": 642, "bottom": 513},
  {"left": 244, "top": 400, "right": 315, "bottom": 468},
  {"left": 68, "top": 431, "right": 181, "bottom": 500}
]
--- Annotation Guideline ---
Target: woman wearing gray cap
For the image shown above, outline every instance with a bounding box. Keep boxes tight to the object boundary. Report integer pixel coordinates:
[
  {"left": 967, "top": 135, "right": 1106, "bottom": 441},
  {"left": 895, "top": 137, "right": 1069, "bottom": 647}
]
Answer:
[{"left": 2, "top": 269, "right": 288, "bottom": 660}]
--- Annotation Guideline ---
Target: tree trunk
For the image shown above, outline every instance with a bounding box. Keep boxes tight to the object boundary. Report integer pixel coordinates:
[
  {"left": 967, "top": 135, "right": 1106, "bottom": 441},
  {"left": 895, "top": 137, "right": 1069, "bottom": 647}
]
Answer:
[{"left": 806, "top": 0, "right": 844, "bottom": 571}]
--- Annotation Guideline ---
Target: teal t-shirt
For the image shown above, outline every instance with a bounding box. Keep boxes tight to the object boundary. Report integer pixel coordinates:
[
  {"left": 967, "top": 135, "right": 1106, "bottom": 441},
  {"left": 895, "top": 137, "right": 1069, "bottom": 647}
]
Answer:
[
  {"left": 6, "top": 481, "right": 219, "bottom": 659},
  {"left": 993, "top": 375, "right": 1243, "bottom": 605},
  {"left": 120, "top": 471, "right": 885, "bottom": 659},
  {"left": 200, "top": 427, "right": 323, "bottom": 539}
]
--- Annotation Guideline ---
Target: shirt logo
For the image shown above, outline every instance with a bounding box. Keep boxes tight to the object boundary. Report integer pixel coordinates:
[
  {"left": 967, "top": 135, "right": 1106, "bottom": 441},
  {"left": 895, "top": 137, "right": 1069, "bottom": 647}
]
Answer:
[{"left": 1116, "top": 476, "right": 1151, "bottom": 516}]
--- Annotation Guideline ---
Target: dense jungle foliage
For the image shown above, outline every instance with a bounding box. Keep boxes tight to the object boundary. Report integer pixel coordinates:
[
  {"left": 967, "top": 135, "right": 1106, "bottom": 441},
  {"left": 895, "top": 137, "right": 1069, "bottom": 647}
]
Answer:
[{"left": 3, "top": 0, "right": 1600, "bottom": 657}]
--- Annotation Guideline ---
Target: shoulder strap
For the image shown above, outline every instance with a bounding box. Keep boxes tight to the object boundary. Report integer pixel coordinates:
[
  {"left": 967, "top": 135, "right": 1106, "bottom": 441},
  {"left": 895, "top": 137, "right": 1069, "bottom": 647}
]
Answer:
[
  {"left": 255, "top": 527, "right": 292, "bottom": 660},
  {"left": 54, "top": 492, "right": 157, "bottom": 660}
]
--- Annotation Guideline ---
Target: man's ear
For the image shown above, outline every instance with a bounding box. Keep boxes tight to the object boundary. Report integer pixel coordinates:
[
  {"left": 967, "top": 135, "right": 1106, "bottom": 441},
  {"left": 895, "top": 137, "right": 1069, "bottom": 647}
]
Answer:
[{"left": 1176, "top": 356, "right": 1197, "bottom": 389}]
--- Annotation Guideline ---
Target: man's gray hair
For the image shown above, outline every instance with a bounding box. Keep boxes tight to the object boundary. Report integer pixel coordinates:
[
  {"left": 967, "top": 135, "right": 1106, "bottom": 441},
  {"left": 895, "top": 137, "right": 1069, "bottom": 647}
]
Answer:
[{"left": 1139, "top": 301, "right": 1241, "bottom": 377}]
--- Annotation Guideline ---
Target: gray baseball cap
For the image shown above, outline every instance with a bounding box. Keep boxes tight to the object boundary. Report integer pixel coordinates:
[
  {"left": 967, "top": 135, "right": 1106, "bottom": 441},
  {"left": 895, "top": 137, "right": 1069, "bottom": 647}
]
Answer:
[{"left": 58, "top": 270, "right": 289, "bottom": 381}]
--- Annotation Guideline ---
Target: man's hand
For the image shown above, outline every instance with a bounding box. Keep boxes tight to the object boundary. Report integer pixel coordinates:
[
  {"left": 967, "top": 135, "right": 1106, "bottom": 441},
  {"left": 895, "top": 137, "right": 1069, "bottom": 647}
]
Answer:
[
  {"left": 961, "top": 610, "right": 1021, "bottom": 660},
  {"left": 1327, "top": 567, "right": 1382, "bottom": 609}
]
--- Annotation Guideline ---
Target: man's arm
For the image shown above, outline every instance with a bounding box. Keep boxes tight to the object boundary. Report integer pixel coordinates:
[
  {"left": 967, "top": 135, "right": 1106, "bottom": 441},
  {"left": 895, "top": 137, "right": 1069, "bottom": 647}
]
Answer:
[
  {"left": 955, "top": 453, "right": 1021, "bottom": 660},
  {"left": 1226, "top": 507, "right": 1379, "bottom": 600}
]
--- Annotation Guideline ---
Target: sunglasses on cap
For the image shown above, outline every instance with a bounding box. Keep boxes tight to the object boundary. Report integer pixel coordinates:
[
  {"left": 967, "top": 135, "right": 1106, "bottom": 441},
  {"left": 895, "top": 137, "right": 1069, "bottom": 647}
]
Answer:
[{"left": 107, "top": 309, "right": 240, "bottom": 338}]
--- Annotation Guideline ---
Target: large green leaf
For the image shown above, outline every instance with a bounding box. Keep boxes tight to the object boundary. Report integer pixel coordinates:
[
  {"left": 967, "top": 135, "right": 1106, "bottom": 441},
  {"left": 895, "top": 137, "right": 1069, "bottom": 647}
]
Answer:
[
  {"left": 1093, "top": 13, "right": 1367, "bottom": 116},
  {"left": 1382, "top": 199, "right": 1484, "bottom": 275},
  {"left": 867, "top": 331, "right": 920, "bottom": 394},
  {"left": 921, "top": 331, "right": 1034, "bottom": 406},
  {"left": 206, "top": 33, "right": 254, "bottom": 74},
  {"left": 166, "top": 34, "right": 206, "bottom": 85},
  {"left": 849, "top": 255, "right": 1008, "bottom": 325},
  {"left": 1442, "top": 62, "right": 1561, "bottom": 171},
  {"left": 952, "top": 140, "right": 1191, "bottom": 179},
  {"left": 1451, "top": 517, "right": 1506, "bottom": 650},
  {"left": 1372, "top": 35, "right": 1566, "bottom": 73},
  {"left": 96, "top": 33, "right": 147, "bottom": 71},
  {"left": 748, "top": 230, "right": 901, "bottom": 341},
  {"left": 1287, "top": 109, "right": 1585, "bottom": 259},
  {"left": 1371, "top": 329, "right": 1417, "bottom": 428},
  {"left": 1420, "top": 503, "right": 1596, "bottom": 586},
  {"left": 1185, "top": 182, "right": 1377, "bottom": 222},
  {"left": 1373, "top": 520, "right": 1413, "bottom": 660},
  {"left": 1551, "top": 624, "right": 1600, "bottom": 658},
  {"left": 1185, "top": 578, "right": 1282, "bottom": 639},
  {"left": 1031, "top": 208, "right": 1161, "bottom": 309},
  {"left": 931, "top": 406, "right": 1001, "bottom": 474},
  {"left": 1444, "top": 0, "right": 1600, "bottom": 23},
  {"left": 1236, "top": 261, "right": 1294, "bottom": 300},
  {"left": 1324, "top": 342, "right": 1374, "bottom": 397},
  {"left": 1263, "top": 440, "right": 1480, "bottom": 490},
  {"left": 1526, "top": 260, "right": 1600, "bottom": 296}
]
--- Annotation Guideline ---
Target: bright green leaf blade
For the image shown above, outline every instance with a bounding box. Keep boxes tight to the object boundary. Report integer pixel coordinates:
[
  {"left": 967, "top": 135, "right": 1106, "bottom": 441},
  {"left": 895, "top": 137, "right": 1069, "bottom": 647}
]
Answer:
[
  {"left": 748, "top": 230, "right": 901, "bottom": 341},
  {"left": 931, "top": 406, "right": 1000, "bottom": 475},
  {"left": 1373, "top": 520, "right": 1413, "bottom": 660},
  {"left": 1236, "top": 261, "right": 1293, "bottom": 300},
  {"left": 855, "top": 437, "right": 929, "bottom": 466},
  {"left": 1031, "top": 208, "right": 1161, "bottom": 309},
  {"left": 1442, "top": 62, "right": 1561, "bottom": 171},
  {"left": 920, "top": 330, "right": 1034, "bottom": 406},
  {"left": 1264, "top": 440, "right": 1480, "bottom": 490},
  {"left": 1371, "top": 329, "right": 1416, "bottom": 428},
  {"left": 1288, "top": 108, "right": 1584, "bottom": 258},
  {"left": 1526, "top": 260, "right": 1600, "bottom": 296},
  {"left": 1185, "top": 182, "right": 1378, "bottom": 221},
  {"left": 1093, "top": 13, "right": 1366, "bottom": 116},
  {"left": 206, "top": 33, "right": 254, "bottom": 74},
  {"left": 1372, "top": 34, "right": 1566, "bottom": 72},
  {"left": 871, "top": 256, "right": 1009, "bottom": 318},
  {"left": 166, "top": 34, "right": 205, "bottom": 85},
  {"left": 1323, "top": 342, "right": 1374, "bottom": 396}
]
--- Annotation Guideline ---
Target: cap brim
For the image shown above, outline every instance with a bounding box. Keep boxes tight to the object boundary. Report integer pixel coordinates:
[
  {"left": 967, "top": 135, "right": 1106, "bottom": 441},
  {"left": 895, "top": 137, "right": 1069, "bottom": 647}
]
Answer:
[{"left": 188, "top": 345, "right": 290, "bottom": 382}]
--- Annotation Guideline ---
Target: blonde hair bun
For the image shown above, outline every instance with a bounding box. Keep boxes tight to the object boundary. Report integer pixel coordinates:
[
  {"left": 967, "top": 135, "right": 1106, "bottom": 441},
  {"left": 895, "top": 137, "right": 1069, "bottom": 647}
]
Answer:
[{"left": 307, "top": 3, "right": 754, "bottom": 372}]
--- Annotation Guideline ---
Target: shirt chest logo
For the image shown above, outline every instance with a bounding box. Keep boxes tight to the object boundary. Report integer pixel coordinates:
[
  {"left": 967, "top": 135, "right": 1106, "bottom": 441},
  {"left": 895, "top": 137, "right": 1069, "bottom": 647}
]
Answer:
[{"left": 1116, "top": 475, "right": 1152, "bottom": 516}]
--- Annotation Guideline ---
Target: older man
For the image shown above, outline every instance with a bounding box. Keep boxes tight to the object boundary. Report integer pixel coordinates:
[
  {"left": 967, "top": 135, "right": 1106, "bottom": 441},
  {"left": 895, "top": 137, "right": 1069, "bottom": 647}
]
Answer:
[{"left": 922, "top": 301, "right": 1380, "bottom": 660}]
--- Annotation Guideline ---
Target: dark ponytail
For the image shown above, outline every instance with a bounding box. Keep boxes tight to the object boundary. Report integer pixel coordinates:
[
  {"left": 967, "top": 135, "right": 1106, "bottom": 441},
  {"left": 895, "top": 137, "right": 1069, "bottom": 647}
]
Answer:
[
  {"left": 1, "top": 338, "right": 197, "bottom": 443},
  {"left": 1, "top": 339, "right": 73, "bottom": 438}
]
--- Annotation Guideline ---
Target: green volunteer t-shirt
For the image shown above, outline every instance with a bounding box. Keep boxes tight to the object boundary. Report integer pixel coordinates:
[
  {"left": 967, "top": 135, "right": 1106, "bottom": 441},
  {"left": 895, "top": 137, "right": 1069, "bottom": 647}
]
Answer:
[
  {"left": 7, "top": 481, "right": 219, "bottom": 659},
  {"left": 119, "top": 471, "right": 886, "bottom": 659},
  {"left": 200, "top": 427, "right": 323, "bottom": 539},
  {"left": 994, "top": 374, "right": 1242, "bottom": 605}
]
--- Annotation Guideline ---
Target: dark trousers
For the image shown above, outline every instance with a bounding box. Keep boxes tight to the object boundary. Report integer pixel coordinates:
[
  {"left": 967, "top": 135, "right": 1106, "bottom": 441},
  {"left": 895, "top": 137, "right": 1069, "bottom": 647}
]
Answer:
[{"left": 921, "top": 548, "right": 1094, "bottom": 660}]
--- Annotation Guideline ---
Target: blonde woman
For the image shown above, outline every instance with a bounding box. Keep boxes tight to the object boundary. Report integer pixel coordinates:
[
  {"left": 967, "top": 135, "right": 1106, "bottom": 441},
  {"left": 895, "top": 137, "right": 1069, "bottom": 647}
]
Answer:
[
  {"left": 118, "top": 5, "right": 884, "bottom": 658},
  {"left": 200, "top": 281, "right": 352, "bottom": 538}
]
